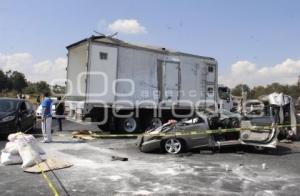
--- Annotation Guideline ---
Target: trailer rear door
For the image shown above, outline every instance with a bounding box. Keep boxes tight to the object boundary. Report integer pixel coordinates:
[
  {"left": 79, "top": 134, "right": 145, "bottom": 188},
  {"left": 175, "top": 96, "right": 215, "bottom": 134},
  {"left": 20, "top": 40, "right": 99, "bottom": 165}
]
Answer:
[{"left": 164, "top": 62, "right": 180, "bottom": 104}]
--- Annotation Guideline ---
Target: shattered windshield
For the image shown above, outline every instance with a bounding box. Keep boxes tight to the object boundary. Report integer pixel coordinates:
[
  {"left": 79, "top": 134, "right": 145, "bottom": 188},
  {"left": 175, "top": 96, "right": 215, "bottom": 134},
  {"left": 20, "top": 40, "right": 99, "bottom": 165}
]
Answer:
[{"left": 0, "top": 100, "right": 18, "bottom": 112}]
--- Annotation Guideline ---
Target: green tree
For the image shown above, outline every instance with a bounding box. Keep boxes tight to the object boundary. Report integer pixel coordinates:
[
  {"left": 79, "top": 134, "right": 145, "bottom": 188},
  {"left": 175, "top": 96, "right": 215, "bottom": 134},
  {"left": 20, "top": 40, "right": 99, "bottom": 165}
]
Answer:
[
  {"left": 10, "top": 71, "right": 27, "bottom": 92},
  {"left": 0, "top": 70, "right": 9, "bottom": 91},
  {"left": 52, "top": 84, "right": 66, "bottom": 95},
  {"left": 251, "top": 86, "right": 266, "bottom": 99},
  {"left": 24, "top": 82, "right": 37, "bottom": 94},
  {"left": 4, "top": 70, "right": 13, "bottom": 90},
  {"left": 231, "top": 84, "right": 251, "bottom": 97},
  {"left": 35, "top": 81, "right": 51, "bottom": 94}
]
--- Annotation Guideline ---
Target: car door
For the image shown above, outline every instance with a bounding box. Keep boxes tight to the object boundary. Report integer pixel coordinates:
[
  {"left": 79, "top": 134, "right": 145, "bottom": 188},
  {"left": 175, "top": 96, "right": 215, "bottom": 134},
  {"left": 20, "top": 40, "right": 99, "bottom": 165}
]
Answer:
[
  {"left": 25, "top": 101, "right": 36, "bottom": 130},
  {"left": 179, "top": 117, "right": 211, "bottom": 148},
  {"left": 239, "top": 120, "right": 278, "bottom": 148},
  {"left": 18, "top": 101, "right": 30, "bottom": 130}
]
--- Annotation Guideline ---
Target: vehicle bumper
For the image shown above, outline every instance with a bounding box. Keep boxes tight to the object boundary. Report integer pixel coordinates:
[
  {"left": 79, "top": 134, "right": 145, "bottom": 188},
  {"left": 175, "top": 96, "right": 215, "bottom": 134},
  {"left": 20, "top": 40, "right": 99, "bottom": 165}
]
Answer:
[
  {"left": 0, "top": 121, "right": 18, "bottom": 135},
  {"left": 140, "top": 139, "right": 162, "bottom": 152}
]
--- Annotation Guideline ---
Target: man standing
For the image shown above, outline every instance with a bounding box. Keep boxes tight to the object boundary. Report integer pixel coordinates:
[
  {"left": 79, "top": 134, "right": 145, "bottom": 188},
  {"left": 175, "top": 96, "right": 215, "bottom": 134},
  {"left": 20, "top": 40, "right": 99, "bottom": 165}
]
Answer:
[
  {"left": 56, "top": 96, "right": 64, "bottom": 131},
  {"left": 36, "top": 95, "right": 41, "bottom": 106},
  {"left": 41, "top": 92, "right": 52, "bottom": 143}
]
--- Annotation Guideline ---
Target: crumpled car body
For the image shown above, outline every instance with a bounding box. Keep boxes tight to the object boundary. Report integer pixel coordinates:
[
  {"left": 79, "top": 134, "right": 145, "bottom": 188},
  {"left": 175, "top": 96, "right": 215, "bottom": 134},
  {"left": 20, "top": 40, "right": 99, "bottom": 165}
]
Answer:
[{"left": 137, "top": 112, "right": 279, "bottom": 154}]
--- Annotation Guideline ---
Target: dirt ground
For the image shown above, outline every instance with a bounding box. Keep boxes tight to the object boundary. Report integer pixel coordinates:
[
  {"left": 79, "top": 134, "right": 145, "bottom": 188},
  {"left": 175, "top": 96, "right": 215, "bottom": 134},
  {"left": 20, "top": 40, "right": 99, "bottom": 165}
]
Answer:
[{"left": 1, "top": 120, "right": 300, "bottom": 196}]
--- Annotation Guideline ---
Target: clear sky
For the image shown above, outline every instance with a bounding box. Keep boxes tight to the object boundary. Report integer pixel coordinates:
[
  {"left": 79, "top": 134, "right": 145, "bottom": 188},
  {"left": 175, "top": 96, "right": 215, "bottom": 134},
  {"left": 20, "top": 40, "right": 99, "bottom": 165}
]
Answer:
[{"left": 0, "top": 0, "right": 299, "bottom": 87}]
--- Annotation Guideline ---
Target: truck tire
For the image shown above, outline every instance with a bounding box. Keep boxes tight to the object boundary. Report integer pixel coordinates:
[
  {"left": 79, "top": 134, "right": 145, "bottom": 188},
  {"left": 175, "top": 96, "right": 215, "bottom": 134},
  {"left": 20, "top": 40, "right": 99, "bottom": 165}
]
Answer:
[
  {"left": 144, "top": 117, "right": 163, "bottom": 130},
  {"left": 150, "top": 118, "right": 162, "bottom": 128},
  {"left": 117, "top": 117, "right": 140, "bottom": 133}
]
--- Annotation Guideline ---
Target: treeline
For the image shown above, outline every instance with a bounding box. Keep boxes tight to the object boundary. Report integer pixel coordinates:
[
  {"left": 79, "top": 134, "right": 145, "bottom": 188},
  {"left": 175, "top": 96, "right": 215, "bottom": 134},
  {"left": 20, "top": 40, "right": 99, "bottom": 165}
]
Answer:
[
  {"left": 231, "top": 77, "right": 300, "bottom": 99},
  {"left": 0, "top": 69, "right": 65, "bottom": 95},
  {"left": 1, "top": 69, "right": 299, "bottom": 99}
]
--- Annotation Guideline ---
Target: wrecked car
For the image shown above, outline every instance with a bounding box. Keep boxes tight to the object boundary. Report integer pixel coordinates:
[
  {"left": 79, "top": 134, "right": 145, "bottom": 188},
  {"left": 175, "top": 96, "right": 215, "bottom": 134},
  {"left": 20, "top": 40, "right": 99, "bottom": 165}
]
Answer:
[
  {"left": 136, "top": 112, "right": 278, "bottom": 154},
  {"left": 245, "top": 93, "right": 299, "bottom": 140}
]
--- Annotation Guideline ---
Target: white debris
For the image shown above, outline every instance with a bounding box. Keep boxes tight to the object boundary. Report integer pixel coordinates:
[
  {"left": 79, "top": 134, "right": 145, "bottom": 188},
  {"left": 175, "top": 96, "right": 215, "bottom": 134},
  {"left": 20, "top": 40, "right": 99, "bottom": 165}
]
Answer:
[
  {"left": 17, "top": 139, "right": 42, "bottom": 168},
  {"left": 4, "top": 142, "right": 19, "bottom": 155},
  {"left": 0, "top": 150, "right": 22, "bottom": 165},
  {"left": 225, "top": 164, "right": 231, "bottom": 172},
  {"left": 262, "top": 163, "right": 268, "bottom": 170},
  {"left": 1, "top": 133, "right": 44, "bottom": 168},
  {"left": 8, "top": 133, "right": 36, "bottom": 143}
]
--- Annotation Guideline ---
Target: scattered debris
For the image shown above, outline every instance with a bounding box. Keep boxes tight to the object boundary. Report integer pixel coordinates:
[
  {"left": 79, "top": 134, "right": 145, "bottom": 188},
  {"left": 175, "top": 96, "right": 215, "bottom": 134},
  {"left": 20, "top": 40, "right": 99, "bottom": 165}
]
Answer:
[
  {"left": 111, "top": 156, "right": 128, "bottom": 161},
  {"left": 24, "top": 158, "right": 73, "bottom": 173},
  {"left": 1, "top": 133, "right": 72, "bottom": 174},
  {"left": 1, "top": 133, "right": 44, "bottom": 168},
  {"left": 279, "top": 139, "right": 293, "bottom": 143},
  {"left": 18, "top": 139, "right": 42, "bottom": 168},
  {"left": 225, "top": 164, "right": 232, "bottom": 172},
  {"left": 1, "top": 150, "right": 22, "bottom": 165},
  {"left": 72, "top": 130, "right": 95, "bottom": 140},
  {"left": 262, "top": 163, "right": 268, "bottom": 170}
]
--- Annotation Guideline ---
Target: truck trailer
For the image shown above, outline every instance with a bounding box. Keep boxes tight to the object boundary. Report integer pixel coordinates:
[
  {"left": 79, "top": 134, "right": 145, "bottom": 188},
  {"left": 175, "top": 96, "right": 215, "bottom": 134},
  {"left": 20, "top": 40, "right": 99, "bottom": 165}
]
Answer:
[{"left": 64, "top": 36, "right": 218, "bottom": 132}]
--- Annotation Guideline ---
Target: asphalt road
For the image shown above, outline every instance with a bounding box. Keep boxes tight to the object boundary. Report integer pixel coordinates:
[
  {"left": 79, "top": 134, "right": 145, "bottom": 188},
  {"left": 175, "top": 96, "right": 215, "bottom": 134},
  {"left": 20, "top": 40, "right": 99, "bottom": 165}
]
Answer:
[{"left": 1, "top": 120, "right": 300, "bottom": 195}]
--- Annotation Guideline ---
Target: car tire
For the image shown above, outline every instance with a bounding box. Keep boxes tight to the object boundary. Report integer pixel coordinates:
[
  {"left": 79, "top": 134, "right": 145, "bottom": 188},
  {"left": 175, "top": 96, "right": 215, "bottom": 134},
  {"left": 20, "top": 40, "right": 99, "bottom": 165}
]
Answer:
[{"left": 163, "top": 138, "right": 184, "bottom": 154}]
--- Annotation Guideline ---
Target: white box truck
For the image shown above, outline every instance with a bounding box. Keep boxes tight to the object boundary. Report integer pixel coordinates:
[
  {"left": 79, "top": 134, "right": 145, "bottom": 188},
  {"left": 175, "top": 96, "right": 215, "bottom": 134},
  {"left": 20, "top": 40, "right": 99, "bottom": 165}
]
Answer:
[{"left": 64, "top": 36, "right": 218, "bottom": 132}]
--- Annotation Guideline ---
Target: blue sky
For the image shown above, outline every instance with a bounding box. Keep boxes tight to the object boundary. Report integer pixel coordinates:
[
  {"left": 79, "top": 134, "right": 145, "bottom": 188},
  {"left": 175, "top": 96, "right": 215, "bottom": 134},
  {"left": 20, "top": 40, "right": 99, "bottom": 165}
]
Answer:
[{"left": 0, "top": 0, "right": 300, "bottom": 86}]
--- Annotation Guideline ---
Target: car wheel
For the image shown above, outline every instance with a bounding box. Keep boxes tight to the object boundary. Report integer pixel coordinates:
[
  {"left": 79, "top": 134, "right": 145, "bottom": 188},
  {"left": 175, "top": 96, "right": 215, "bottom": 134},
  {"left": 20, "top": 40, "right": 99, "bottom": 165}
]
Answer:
[
  {"left": 117, "top": 117, "right": 140, "bottom": 133},
  {"left": 164, "top": 138, "right": 184, "bottom": 154},
  {"left": 231, "top": 118, "right": 240, "bottom": 128}
]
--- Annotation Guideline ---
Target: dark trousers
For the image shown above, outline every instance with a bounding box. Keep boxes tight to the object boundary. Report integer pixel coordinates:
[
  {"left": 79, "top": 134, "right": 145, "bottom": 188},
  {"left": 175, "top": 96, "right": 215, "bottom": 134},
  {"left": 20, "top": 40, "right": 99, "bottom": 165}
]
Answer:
[{"left": 57, "top": 118, "right": 63, "bottom": 131}]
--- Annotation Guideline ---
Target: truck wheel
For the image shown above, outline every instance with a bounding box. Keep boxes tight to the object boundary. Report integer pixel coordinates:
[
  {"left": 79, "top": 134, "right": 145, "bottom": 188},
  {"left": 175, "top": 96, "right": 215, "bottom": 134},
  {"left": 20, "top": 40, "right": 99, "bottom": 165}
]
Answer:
[
  {"left": 144, "top": 117, "right": 162, "bottom": 130},
  {"left": 150, "top": 118, "right": 162, "bottom": 128},
  {"left": 117, "top": 117, "right": 140, "bottom": 133}
]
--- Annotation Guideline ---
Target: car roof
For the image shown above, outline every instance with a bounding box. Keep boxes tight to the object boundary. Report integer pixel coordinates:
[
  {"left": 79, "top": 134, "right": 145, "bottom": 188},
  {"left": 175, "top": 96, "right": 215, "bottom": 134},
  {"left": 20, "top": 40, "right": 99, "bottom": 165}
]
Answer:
[
  {"left": 0, "top": 98, "right": 33, "bottom": 105},
  {"left": 0, "top": 98, "right": 23, "bottom": 101}
]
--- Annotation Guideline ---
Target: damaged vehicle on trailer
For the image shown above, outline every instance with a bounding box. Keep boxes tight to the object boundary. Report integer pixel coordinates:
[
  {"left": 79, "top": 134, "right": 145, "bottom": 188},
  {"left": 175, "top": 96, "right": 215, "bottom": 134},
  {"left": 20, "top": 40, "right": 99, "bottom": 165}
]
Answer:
[{"left": 136, "top": 112, "right": 279, "bottom": 154}]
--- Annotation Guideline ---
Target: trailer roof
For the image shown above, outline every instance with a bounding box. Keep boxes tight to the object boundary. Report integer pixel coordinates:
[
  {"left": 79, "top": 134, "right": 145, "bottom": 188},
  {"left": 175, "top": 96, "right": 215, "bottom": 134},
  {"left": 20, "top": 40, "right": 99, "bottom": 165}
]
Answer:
[{"left": 66, "top": 35, "right": 216, "bottom": 61}]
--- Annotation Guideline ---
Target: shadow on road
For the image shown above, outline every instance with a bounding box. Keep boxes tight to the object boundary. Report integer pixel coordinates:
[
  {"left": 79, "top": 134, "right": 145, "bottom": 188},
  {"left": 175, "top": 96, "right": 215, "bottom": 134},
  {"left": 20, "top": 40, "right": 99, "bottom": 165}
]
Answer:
[{"left": 50, "top": 140, "right": 85, "bottom": 144}]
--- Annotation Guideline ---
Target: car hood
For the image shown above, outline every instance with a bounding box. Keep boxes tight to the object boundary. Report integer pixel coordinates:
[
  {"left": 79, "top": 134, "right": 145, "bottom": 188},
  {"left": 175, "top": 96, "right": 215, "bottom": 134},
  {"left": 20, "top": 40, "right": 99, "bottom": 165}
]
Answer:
[{"left": 0, "top": 111, "right": 16, "bottom": 119}]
